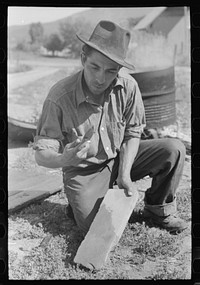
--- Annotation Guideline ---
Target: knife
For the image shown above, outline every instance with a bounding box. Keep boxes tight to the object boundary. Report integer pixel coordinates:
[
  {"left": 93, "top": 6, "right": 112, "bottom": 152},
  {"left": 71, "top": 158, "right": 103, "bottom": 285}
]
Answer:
[{"left": 82, "top": 126, "right": 95, "bottom": 141}]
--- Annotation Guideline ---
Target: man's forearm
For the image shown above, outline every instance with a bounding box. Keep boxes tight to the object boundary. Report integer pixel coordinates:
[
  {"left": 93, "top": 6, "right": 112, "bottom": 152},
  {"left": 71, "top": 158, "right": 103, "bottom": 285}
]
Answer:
[
  {"left": 118, "top": 138, "right": 140, "bottom": 179},
  {"left": 35, "top": 149, "right": 64, "bottom": 168},
  {"left": 35, "top": 138, "right": 91, "bottom": 169}
]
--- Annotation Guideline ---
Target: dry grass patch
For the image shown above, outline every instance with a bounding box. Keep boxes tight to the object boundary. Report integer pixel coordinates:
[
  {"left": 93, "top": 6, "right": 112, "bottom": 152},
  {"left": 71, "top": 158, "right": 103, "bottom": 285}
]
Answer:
[{"left": 8, "top": 158, "right": 191, "bottom": 280}]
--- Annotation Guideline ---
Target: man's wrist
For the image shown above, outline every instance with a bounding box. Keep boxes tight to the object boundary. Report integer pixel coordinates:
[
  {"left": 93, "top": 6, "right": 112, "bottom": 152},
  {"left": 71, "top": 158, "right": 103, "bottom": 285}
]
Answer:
[
  {"left": 58, "top": 153, "right": 70, "bottom": 168},
  {"left": 118, "top": 170, "right": 131, "bottom": 181}
]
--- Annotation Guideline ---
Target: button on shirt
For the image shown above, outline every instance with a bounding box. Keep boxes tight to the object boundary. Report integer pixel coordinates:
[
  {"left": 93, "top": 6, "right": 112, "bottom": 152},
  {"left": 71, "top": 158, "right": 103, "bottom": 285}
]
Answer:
[{"left": 34, "top": 68, "right": 146, "bottom": 176}]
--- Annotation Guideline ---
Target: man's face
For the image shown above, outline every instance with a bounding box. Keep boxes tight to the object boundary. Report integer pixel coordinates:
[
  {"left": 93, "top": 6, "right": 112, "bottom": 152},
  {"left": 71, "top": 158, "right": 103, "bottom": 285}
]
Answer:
[{"left": 81, "top": 49, "right": 120, "bottom": 95}]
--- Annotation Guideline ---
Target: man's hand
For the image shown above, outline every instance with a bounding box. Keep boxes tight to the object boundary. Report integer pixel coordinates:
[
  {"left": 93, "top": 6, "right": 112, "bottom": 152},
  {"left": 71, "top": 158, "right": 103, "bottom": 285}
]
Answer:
[
  {"left": 117, "top": 138, "right": 140, "bottom": 197},
  {"left": 61, "top": 137, "right": 91, "bottom": 167},
  {"left": 116, "top": 175, "right": 138, "bottom": 197}
]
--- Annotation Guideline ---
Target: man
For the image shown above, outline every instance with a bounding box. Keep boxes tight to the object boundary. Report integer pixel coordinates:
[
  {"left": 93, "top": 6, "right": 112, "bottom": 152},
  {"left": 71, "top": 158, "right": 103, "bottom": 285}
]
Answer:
[{"left": 34, "top": 20, "right": 187, "bottom": 235}]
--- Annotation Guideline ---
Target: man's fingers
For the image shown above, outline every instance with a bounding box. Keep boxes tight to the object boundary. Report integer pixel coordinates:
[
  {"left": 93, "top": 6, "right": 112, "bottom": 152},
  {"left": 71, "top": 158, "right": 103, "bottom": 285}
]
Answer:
[
  {"left": 76, "top": 141, "right": 91, "bottom": 157},
  {"left": 66, "top": 137, "right": 82, "bottom": 149},
  {"left": 126, "top": 189, "right": 133, "bottom": 197},
  {"left": 117, "top": 179, "right": 137, "bottom": 197}
]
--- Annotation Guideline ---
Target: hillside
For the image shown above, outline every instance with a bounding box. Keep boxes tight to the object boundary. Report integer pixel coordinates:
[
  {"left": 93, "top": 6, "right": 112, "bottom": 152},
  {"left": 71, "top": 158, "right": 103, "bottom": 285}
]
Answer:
[{"left": 8, "top": 7, "right": 153, "bottom": 47}]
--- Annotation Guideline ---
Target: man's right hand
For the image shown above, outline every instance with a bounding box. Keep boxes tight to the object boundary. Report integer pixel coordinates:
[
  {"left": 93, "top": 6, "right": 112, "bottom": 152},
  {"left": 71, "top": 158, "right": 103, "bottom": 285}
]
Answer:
[{"left": 60, "top": 137, "right": 91, "bottom": 167}]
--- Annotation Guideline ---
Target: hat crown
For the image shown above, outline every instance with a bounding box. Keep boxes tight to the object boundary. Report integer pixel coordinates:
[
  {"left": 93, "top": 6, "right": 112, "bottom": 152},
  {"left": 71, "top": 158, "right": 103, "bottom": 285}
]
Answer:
[
  {"left": 76, "top": 20, "right": 134, "bottom": 70},
  {"left": 89, "top": 21, "right": 130, "bottom": 60}
]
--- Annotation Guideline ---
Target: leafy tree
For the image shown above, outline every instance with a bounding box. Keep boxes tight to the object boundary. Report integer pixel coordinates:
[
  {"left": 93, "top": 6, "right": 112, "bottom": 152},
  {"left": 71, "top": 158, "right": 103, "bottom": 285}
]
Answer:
[
  {"left": 59, "top": 19, "right": 92, "bottom": 58},
  {"left": 29, "top": 22, "right": 44, "bottom": 44},
  {"left": 15, "top": 41, "right": 26, "bottom": 51},
  {"left": 43, "top": 33, "right": 64, "bottom": 56}
]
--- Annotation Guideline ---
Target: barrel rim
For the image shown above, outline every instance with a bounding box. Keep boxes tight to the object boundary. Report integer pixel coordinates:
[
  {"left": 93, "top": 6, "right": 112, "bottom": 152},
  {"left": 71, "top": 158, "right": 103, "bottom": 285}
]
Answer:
[
  {"left": 8, "top": 116, "right": 37, "bottom": 129},
  {"left": 128, "top": 65, "right": 174, "bottom": 75},
  {"left": 141, "top": 87, "right": 176, "bottom": 98}
]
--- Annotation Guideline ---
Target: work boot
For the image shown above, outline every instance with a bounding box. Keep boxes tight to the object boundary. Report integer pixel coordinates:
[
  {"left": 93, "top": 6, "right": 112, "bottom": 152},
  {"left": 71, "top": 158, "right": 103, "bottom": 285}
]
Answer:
[{"left": 143, "top": 208, "right": 188, "bottom": 234}]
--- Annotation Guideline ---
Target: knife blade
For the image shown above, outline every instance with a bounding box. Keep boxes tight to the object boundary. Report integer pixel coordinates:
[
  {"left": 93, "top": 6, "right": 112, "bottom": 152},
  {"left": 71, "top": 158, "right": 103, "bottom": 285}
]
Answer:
[{"left": 82, "top": 126, "right": 95, "bottom": 141}]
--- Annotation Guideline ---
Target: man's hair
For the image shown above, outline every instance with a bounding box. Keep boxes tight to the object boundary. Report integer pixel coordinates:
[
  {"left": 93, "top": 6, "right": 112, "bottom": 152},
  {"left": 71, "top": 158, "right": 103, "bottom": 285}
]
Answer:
[{"left": 81, "top": 44, "right": 95, "bottom": 58}]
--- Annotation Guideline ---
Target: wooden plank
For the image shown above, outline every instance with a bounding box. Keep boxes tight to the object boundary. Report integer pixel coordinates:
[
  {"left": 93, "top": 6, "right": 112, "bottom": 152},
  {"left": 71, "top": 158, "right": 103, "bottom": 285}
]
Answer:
[
  {"left": 8, "top": 169, "right": 60, "bottom": 192},
  {"left": 8, "top": 170, "right": 63, "bottom": 213},
  {"left": 8, "top": 190, "right": 22, "bottom": 197},
  {"left": 8, "top": 169, "right": 62, "bottom": 191},
  {"left": 8, "top": 117, "right": 36, "bottom": 142},
  {"left": 74, "top": 188, "right": 139, "bottom": 270},
  {"left": 9, "top": 176, "right": 60, "bottom": 192},
  {"left": 8, "top": 189, "right": 61, "bottom": 213}
]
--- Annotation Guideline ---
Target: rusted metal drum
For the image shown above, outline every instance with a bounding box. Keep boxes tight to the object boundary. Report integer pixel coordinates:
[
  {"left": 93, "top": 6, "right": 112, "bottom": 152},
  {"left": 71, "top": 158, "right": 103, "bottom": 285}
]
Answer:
[{"left": 130, "top": 66, "right": 176, "bottom": 129}]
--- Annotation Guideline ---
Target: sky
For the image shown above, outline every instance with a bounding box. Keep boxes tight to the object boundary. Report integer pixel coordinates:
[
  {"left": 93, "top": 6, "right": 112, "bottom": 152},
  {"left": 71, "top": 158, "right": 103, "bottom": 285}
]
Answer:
[{"left": 8, "top": 7, "right": 91, "bottom": 26}]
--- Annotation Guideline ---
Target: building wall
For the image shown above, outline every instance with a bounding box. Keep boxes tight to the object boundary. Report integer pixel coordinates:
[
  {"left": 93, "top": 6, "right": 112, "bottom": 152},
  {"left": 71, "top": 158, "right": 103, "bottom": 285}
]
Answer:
[
  {"left": 168, "top": 17, "right": 185, "bottom": 54},
  {"left": 146, "top": 7, "right": 190, "bottom": 62},
  {"left": 147, "top": 7, "right": 184, "bottom": 36}
]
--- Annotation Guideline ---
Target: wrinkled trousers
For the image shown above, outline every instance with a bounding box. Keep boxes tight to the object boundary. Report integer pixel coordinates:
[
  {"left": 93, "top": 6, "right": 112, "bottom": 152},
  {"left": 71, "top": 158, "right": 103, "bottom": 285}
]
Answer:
[{"left": 64, "top": 138, "right": 186, "bottom": 234}]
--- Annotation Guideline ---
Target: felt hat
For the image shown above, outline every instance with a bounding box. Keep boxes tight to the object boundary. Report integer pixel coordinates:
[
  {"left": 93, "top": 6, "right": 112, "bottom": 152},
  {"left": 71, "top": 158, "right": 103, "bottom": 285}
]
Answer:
[{"left": 76, "top": 20, "right": 134, "bottom": 70}]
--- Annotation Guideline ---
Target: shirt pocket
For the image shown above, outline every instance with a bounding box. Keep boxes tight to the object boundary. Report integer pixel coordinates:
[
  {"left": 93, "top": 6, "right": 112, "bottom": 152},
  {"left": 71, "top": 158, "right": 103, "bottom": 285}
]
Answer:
[{"left": 110, "top": 119, "right": 126, "bottom": 151}]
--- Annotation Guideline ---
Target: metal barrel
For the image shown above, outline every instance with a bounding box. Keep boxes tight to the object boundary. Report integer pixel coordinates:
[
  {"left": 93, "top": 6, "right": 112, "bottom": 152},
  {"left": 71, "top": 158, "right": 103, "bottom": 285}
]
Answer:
[{"left": 130, "top": 66, "right": 176, "bottom": 128}]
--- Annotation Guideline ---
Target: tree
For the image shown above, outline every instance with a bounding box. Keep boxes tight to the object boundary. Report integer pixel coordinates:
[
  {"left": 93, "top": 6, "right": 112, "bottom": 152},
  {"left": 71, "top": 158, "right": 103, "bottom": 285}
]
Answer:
[
  {"left": 29, "top": 22, "right": 44, "bottom": 45},
  {"left": 15, "top": 41, "right": 26, "bottom": 51},
  {"left": 43, "top": 33, "right": 64, "bottom": 56},
  {"left": 59, "top": 19, "right": 92, "bottom": 58}
]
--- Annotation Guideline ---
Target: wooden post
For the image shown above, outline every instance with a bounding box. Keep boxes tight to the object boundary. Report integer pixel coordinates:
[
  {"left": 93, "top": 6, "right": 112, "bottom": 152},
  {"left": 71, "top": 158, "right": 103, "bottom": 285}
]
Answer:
[{"left": 74, "top": 188, "right": 139, "bottom": 270}]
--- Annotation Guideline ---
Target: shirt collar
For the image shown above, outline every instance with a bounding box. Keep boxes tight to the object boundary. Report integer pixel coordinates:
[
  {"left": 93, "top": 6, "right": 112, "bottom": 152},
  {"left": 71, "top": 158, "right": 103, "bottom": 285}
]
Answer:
[
  {"left": 112, "top": 74, "right": 124, "bottom": 88},
  {"left": 75, "top": 69, "right": 87, "bottom": 107}
]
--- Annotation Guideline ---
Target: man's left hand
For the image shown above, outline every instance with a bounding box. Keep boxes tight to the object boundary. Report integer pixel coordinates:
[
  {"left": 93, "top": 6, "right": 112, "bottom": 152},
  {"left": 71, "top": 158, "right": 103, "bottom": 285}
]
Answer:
[{"left": 116, "top": 176, "right": 138, "bottom": 197}]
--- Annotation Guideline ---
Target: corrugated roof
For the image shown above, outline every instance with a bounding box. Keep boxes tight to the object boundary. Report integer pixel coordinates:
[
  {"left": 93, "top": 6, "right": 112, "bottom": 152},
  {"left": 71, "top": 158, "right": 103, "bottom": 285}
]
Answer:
[{"left": 133, "top": 7, "right": 167, "bottom": 30}]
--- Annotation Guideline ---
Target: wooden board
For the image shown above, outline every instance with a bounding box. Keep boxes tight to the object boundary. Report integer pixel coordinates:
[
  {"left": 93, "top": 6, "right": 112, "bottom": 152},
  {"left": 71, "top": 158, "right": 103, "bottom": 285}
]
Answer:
[
  {"left": 8, "top": 169, "right": 63, "bottom": 213},
  {"left": 8, "top": 116, "right": 36, "bottom": 142},
  {"left": 74, "top": 188, "right": 139, "bottom": 270}
]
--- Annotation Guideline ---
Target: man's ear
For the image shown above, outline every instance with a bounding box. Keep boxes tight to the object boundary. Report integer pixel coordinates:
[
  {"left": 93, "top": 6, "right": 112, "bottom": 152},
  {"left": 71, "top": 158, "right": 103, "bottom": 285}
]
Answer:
[{"left": 81, "top": 52, "right": 86, "bottom": 67}]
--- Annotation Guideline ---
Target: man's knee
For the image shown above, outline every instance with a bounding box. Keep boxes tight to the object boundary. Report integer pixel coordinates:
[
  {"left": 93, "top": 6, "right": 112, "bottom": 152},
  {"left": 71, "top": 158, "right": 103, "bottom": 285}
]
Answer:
[
  {"left": 160, "top": 138, "right": 186, "bottom": 163},
  {"left": 166, "top": 138, "right": 185, "bottom": 155}
]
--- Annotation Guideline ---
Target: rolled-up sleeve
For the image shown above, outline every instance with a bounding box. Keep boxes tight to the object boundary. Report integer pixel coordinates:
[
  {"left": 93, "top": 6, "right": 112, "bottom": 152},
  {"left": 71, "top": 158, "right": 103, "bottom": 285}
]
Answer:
[
  {"left": 33, "top": 99, "right": 64, "bottom": 152},
  {"left": 123, "top": 81, "right": 146, "bottom": 141}
]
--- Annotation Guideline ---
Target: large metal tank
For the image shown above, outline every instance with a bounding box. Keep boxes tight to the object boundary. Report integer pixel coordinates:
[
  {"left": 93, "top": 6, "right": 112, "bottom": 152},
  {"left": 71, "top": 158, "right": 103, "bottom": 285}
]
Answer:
[{"left": 130, "top": 65, "right": 176, "bottom": 129}]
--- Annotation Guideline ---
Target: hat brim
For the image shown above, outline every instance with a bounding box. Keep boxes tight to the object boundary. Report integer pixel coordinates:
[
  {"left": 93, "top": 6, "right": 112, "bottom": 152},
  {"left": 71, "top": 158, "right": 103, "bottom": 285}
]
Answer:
[{"left": 76, "top": 33, "right": 135, "bottom": 71}]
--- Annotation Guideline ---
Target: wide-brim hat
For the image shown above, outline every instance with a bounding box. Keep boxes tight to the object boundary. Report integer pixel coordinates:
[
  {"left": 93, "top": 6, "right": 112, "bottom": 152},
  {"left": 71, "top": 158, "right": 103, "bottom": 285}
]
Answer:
[{"left": 76, "top": 20, "right": 135, "bottom": 70}]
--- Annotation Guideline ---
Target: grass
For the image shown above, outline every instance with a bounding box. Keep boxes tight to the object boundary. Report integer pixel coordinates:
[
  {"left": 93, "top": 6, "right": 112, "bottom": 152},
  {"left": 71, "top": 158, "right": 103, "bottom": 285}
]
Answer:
[
  {"left": 8, "top": 176, "right": 191, "bottom": 280},
  {"left": 8, "top": 151, "right": 191, "bottom": 279},
  {"left": 8, "top": 155, "right": 191, "bottom": 279},
  {"left": 175, "top": 66, "right": 191, "bottom": 137}
]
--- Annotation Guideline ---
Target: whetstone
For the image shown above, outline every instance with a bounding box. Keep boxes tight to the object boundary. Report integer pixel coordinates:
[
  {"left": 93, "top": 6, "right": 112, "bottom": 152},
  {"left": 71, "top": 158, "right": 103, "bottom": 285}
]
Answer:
[{"left": 74, "top": 188, "right": 139, "bottom": 270}]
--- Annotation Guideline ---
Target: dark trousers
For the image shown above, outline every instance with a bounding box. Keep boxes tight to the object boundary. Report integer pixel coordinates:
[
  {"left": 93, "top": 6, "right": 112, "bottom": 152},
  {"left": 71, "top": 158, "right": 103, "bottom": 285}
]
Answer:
[{"left": 64, "top": 138, "right": 186, "bottom": 234}]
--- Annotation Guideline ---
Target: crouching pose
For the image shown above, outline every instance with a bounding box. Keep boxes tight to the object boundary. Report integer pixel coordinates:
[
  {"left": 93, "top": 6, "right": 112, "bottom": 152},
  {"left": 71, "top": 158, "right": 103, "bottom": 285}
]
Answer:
[{"left": 34, "top": 20, "right": 187, "bottom": 235}]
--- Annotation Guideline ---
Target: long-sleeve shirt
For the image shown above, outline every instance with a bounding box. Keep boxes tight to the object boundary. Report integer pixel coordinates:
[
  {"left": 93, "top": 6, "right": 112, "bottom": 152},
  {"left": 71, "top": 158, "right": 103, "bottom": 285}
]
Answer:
[{"left": 33, "top": 68, "right": 146, "bottom": 176}]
